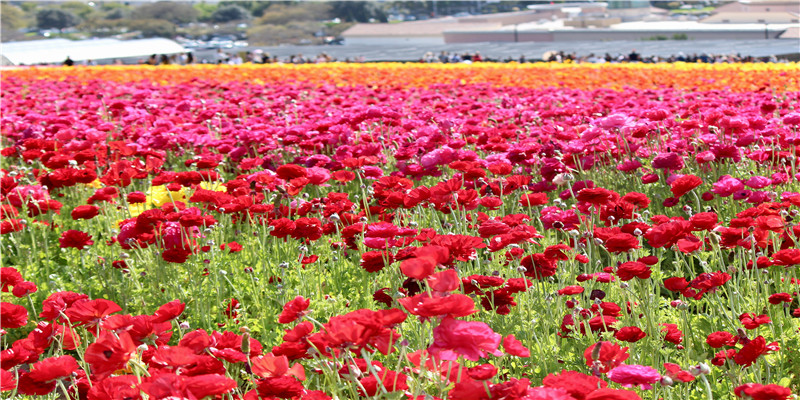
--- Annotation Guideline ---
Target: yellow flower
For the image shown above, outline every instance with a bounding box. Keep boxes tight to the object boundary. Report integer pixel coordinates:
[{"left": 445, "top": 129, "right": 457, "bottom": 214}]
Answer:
[
  {"left": 199, "top": 181, "right": 226, "bottom": 192},
  {"left": 148, "top": 185, "right": 186, "bottom": 208}
]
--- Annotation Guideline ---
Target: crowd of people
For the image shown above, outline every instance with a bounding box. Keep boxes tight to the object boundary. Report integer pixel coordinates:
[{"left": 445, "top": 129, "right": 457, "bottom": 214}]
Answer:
[
  {"left": 58, "top": 48, "right": 789, "bottom": 67},
  {"left": 419, "top": 49, "right": 788, "bottom": 64}
]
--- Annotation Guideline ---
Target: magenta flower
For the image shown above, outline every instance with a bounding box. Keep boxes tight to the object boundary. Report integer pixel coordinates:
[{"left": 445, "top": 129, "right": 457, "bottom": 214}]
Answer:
[
  {"left": 428, "top": 316, "right": 503, "bottom": 361},
  {"left": 607, "top": 364, "right": 661, "bottom": 390}
]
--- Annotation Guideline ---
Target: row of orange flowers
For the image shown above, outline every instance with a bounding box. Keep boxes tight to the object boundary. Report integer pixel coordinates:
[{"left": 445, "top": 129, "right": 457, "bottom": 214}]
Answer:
[{"left": 2, "top": 63, "right": 798, "bottom": 91}]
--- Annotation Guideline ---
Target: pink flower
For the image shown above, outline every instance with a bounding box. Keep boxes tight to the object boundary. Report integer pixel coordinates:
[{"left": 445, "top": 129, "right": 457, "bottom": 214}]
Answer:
[
  {"left": 607, "top": 364, "right": 661, "bottom": 390},
  {"left": 428, "top": 316, "right": 503, "bottom": 361},
  {"left": 711, "top": 175, "right": 744, "bottom": 197}
]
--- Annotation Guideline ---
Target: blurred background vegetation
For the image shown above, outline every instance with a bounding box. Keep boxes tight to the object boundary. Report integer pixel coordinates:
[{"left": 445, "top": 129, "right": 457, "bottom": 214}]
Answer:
[{"left": 1, "top": 1, "right": 573, "bottom": 45}]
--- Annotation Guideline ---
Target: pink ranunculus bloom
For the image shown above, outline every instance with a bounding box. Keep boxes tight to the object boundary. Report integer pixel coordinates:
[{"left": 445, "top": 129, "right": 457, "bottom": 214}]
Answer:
[
  {"left": 428, "top": 316, "right": 503, "bottom": 361},
  {"left": 711, "top": 175, "right": 744, "bottom": 197},
  {"left": 607, "top": 364, "right": 661, "bottom": 390},
  {"left": 744, "top": 176, "right": 771, "bottom": 189}
]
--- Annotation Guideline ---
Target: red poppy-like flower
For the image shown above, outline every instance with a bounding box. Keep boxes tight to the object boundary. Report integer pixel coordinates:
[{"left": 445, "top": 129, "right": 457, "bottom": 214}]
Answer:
[
  {"left": 768, "top": 293, "right": 792, "bottom": 305},
  {"left": 706, "top": 331, "right": 736, "bottom": 348},
  {"left": 257, "top": 375, "right": 305, "bottom": 399},
  {"left": 1, "top": 301, "right": 28, "bottom": 329},
  {"left": 87, "top": 375, "right": 141, "bottom": 400},
  {"left": 85, "top": 331, "right": 136, "bottom": 378},
  {"left": 358, "top": 370, "right": 409, "bottom": 397},
  {"left": 1, "top": 267, "right": 22, "bottom": 292},
  {"left": 11, "top": 281, "right": 37, "bottom": 298},
  {"left": 467, "top": 364, "right": 498, "bottom": 381},
  {"left": 734, "top": 383, "right": 792, "bottom": 400},
  {"left": 734, "top": 336, "right": 768, "bottom": 367},
  {"left": 400, "top": 245, "right": 449, "bottom": 280},
  {"left": 65, "top": 299, "right": 122, "bottom": 328},
  {"left": 152, "top": 299, "right": 186, "bottom": 323},
  {"left": 615, "top": 326, "right": 647, "bottom": 343},
  {"left": 670, "top": 174, "right": 702, "bottom": 198},
  {"left": 616, "top": 261, "right": 651, "bottom": 281},
  {"left": 543, "top": 369, "right": 607, "bottom": 399},
  {"left": 519, "top": 193, "right": 548, "bottom": 207},
  {"left": 663, "top": 363, "right": 695, "bottom": 383},
  {"left": 278, "top": 296, "right": 311, "bottom": 324},
  {"left": 428, "top": 316, "right": 502, "bottom": 361},
  {"left": 398, "top": 292, "right": 477, "bottom": 321},
  {"left": 71, "top": 205, "right": 100, "bottom": 220},
  {"left": 604, "top": 233, "right": 641, "bottom": 253},
  {"left": 660, "top": 323, "right": 683, "bottom": 344},
  {"left": 503, "top": 334, "right": 530, "bottom": 357},
  {"left": 59, "top": 230, "right": 93, "bottom": 249},
  {"left": 584, "top": 341, "right": 629, "bottom": 373},
  {"left": 27, "top": 355, "right": 80, "bottom": 383}
]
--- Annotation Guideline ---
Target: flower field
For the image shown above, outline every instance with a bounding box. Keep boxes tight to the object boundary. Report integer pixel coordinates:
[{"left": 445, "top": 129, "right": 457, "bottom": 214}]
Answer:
[{"left": 1, "top": 63, "right": 799, "bottom": 400}]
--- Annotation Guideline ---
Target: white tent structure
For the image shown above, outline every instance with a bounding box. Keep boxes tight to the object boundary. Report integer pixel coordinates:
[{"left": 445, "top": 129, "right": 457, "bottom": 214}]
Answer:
[{"left": 1, "top": 38, "right": 186, "bottom": 65}]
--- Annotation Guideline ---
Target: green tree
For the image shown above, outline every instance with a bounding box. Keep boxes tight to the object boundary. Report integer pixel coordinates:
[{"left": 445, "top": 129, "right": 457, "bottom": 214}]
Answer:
[
  {"left": 132, "top": 2, "right": 197, "bottom": 25},
  {"left": 194, "top": 3, "right": 218, "bottom": 22},
  {"left": 330, "top": 1, "right": 387, "bottom": 22},
  {"left": 1, "top": 3, "right": 27, "bottom": 30},
  {"left": 36, "top": 8, "right": 82, "bottom": 30},
  {"left": 125, "top": 19, "right": 176, "bottom": 38},
  {"left": 211, "top": 5, "right": 251, "bottom": 23}
]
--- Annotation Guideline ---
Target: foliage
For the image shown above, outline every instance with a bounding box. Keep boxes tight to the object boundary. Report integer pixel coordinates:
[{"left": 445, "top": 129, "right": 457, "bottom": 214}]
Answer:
[
  {"left": 211, "top": 4, "right": 251, "bottom": 23},
  {"left": 131, "top": 1, "right": 197, "bottom": 25},
  {"left": 35, "top": 8, "right": 81, "bottom": 30}
]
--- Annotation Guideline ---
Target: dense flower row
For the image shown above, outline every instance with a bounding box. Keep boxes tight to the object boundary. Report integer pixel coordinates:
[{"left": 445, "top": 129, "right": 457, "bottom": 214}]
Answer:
[
  {"left": 2, "top": 63, "right": 799, "bottom": 91},
  {"left": 1, "top": 65, "right": 799, "bottom": 399}
]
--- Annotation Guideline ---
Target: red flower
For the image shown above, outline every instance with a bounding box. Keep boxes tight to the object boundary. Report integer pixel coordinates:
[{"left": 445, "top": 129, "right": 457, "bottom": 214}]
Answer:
[
  {"left": 65, "top": 299, "right": 122, "bottom": 328},
  {"left": 467, "top": 364, "right": 497, "bottom": 381},
  {"left": 152, "top": 299, "right": 186, "bottom": 323},
  {"left": 576, "top": 187, "right": 618, "bottom": 206},
  {"left": 398, "top": 292, "right": 477, "bottom": 321},
  {"left": 278, "top": 296, "right": 311, "bottom": 324},
  {"left": 87, "top": 375, "right": 141, "bottom": 400},
  {"left": 734, "top": 383, "right": 792, "bottom": 400},
  {"left": 85, "top": 331, "right": 136, "bottom": 378},
  {"left": 768, "top": 293, "right": 792, "bottom": 305},
  {"left": 543, "top": 370, "right": 607, "bottom": 400},
  {"left": 604, "top": 233, "right": 641, "bottom": 253},
  {"left": 660, "top": 323, "right": 683, "bottom": 344},
  {"left": 1, "top": 301, "right": 28, "bottom": 328},
  {"left": 126, "top": 191, "right": 147, "bottom": 204},
  {"left": 616, "top": 261, "right": 651, "bottom": 281},
  {"left": 706, "top": 331, "right": 736, "bottom": 348},
  {"left": 358, "top": 369, "right": 408, "bottom": 396},
  {"left": 257, "top": 376, "right": 306, "bottom": 399},
  {"left": 663, "top": 363, "right": 695, "bottom": 383},
  {"left": 429, "top": 316, "right": 502, "bottom": 361},
  {"left": 399, "top": 245, "right": 449, "bottom": 280},
  {"left": 734, "top": 336, "right": 767, "bottom": 367},
  {"left": 670, "top": 174, "right": 702, "bottom": 198},
  {"left": 503, "top": 334, "right": 530, "bottom": 357},
  {"left": 58, "top": 230, "right": 93, "bottom": 249},
  {"left": 584, "top": 341, "right": 629, "bottom": 373},
  {"left": 664, "top": 277, "right": 689, "bottom": 292},
  {"left": 585, "top": 388, "right": 643, "bottom": 400},
  {"left": 519, "top": 193, "right": 548, "bottom": 207},
  {"left": 1, "top": 267, "right": 22, "bottom": 293},
  {"left": 11, "top": 281, "right": 37, "bottom": 298},
  {"left": 71, "top": 205, "right": 100, "bottom": 220},
  {"left": 27, "top": 355, "right": 80, "bottom": 383},
  {"left": 615, "top": 326, "right": 646, "bottom": 343}
]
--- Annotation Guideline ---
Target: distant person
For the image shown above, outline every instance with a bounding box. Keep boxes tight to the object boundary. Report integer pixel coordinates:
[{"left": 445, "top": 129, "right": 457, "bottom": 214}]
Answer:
[
  {"left": 63, "top": 56, "right": 74, "bottom": 66},
  {"left": 628, "top": 49, "right": 640, "bottom": 62}
]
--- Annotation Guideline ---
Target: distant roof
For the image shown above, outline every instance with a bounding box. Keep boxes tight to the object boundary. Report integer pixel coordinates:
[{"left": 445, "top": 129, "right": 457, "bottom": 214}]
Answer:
[
  {"left": 343, "top": 20, "right": 501, "bottom": 38},
  {"left": 702, "top": 11, "right": 799, "bottom": 23},
  {"left": 1, "top": 38, "right": 186, "bottom": 65}
]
